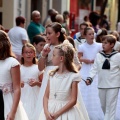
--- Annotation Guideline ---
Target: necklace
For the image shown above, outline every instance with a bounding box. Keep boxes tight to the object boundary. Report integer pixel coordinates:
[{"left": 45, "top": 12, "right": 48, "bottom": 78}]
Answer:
[{"left": 54, "top": 72, "right": 69, "bottom": 99}]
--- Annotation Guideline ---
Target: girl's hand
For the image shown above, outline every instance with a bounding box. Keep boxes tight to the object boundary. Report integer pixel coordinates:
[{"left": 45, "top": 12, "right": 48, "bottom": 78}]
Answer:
[
  {"left": 45, "top": 111, "right": 54, "bottom": 120},
  {"left": 84, "top": 59, "right": 92, "bottom": 64},
  {"left": 51, "top": 112, "right": 59, "bottom": 120},
  {"left": 84, "top": 59, "right": 94, "bottom": 64},
  {"left": 21, "top": 81, "right": 24, "bottom": 88},
  {"left": 90, "top": 60, "right": 94, "bottom": 63},
  {"left": 29, "top": 79, "right": 37, "bottom": 87},
  {"left": 7, "top": 112, "right": 15, "bottom": 120},
  {"left": 42, "top": 45, "right": 51, "bottom": 57}
]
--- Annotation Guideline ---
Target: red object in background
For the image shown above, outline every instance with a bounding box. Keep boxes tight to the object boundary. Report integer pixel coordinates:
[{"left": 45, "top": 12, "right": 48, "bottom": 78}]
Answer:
[
  {"left": 70, "top": 12, "right": 75, "bottom": 30},
  {"left": 70, "top": 0, "right": 79, "bottom": 37}
]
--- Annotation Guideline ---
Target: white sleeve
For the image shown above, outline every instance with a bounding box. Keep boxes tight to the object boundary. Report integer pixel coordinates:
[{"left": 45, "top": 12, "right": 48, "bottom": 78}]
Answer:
[
  {"left": 78, "top": 44, "right": 83, "bottom": 53},
  {"left": 72, "top": 73, "right": 81, "bottom": 82},
  {"left": 87, "top": 53, "right": 99, "bottom": 81},
  {"left": 21, "top": 29, "right": 29, "bottom": 41},
  {"left": 11, "top": 58, "right": 20, "bottom": 67}
]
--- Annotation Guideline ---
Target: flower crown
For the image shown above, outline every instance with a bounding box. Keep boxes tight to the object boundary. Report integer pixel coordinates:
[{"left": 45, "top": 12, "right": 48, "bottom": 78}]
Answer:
[{"left": 60, "top": 39, "right": 74, "bottom": 52}]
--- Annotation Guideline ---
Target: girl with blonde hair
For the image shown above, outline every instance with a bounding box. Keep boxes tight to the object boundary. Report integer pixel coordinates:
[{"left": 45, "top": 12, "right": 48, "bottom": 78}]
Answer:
[{"left": 39, "top": 41, "right": 89, "bottom": 120}]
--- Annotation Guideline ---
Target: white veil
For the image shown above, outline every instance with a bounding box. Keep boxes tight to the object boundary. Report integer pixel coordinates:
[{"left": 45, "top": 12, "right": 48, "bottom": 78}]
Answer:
[
  {"left": 77, "top": 87, "right": 90, "bottom": 120},
  {"left": 32, "top": 66, "right": 57, "bottom": 120}
]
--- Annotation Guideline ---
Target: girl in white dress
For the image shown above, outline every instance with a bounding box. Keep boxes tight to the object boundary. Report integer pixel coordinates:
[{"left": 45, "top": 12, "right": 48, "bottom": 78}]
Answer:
[
  {"left": 40, "top": 41, "right": 89, "bottom": 120},
  {"left": 20, "top": 43, "right": 42, "bottom": 120},
  {"left": 0, "top": 30, "right": 28, "bottom": 120},
  {"left": 78, "top": 27, "right": 104, "bottom": 120},
  {"left": 32, "top": 22, "right": 66, "bottom": 120}
]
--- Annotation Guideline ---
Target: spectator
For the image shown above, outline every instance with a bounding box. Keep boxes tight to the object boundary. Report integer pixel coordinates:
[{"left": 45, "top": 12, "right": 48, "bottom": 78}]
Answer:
[
  {"left": 32, "top": 35, "right": 46, "bottom": 58},
  {"left": 83, "top": 15, "right": 89, "bottom": 22},
  {"left": 55, "top": 14, "right": 64, "bottom": 24},
  {"left": 27, "top": 10, "right": 45, "bottom": 44},
  {"left": 62, "top": 11, "right": 71, "bottom": 35},
  {"left": 110, "top": 30, "right": 120, "bottom": 52},
  {"left": 50, "top": 10, "right": 58, "bottom": 23},
  {"left": 43, "top": 9, "right": 56, "bottom": 26},
  {"left": 100, "top": 14, "right": 110, "bottom": 30},
  {"left": 73, "top": 22, "right": 89, "bottom": 50},
  {"left": 8, "top": 16, "right": 29, "bottom": 62},
  {"left": 96, "top": 28, "right": 108, "bottom": 43},
  {"left": 89, "top": 11, "right": 101, "bottom": 33}
]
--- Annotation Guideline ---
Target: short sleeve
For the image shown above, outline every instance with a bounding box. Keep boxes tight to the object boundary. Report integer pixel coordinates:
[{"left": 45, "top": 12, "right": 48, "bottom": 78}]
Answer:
[
  {"left": 11, "top": 58, "right": 20, "bottom": 67},
  {"left": 72, "top": 73, "right": 81, "bottom": 82},
  {"left": 78, "top": 44, "right": 83, "bottom": 53},
  {"left": 21, "top": 29, "right": 29, "bottom": 41}
]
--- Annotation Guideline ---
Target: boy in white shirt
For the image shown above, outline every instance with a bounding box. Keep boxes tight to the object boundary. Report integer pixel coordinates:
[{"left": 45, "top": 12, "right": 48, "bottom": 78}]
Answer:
[{"left": 86, "top": 35, "right": 120, "bottom": 120}]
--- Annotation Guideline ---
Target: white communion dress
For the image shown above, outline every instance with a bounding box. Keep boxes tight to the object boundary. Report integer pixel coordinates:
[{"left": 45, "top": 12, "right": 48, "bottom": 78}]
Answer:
[
  {"left": 0, "top": 57, "right": 28, "bottom": 120},
  {"left": 20, "top": 64, "right": 41, "bottom": 120},
  {"left": 78, "top": 42, "right": 104, "bottom": 120},
  {"left": 32, "top": 45, "right": 58, "bottom": 120},
  {"left": 33, "top": 45, "right": 88, "bottom": 120},
  {"left": 39, "top": 72, "right": 90, "bottom": 120}
]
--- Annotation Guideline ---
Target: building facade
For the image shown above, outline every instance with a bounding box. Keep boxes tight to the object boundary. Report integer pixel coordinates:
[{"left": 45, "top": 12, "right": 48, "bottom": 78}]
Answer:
[
  {"left": 0, "top": 0, "right": 119, "bottom": 31},
  {"left": 0, "top": 0, "right": 70, "bottom": 30}
]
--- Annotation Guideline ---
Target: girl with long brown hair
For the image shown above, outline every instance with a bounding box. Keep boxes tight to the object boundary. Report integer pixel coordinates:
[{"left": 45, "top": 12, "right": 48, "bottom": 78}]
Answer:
[
  {"left": 0, "top": 30, "right": 28, "bottom": 120},
  {"left": 33, "top": 22, "right": 66, "bottom": 120}
]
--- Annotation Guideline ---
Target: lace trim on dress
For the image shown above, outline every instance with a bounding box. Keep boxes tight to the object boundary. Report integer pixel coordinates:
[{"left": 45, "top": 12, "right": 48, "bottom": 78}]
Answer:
[
  {"left": 0, "top": 83, "right": 13, "bottom": 94},
  {"left": 54, "top": 72, "right": 70, "bottom": 79}
]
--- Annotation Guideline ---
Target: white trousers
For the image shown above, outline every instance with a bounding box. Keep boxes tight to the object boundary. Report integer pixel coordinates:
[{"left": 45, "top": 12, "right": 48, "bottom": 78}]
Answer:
[{"left": 99, "top": 88, "right": 119, "bottom": 120}]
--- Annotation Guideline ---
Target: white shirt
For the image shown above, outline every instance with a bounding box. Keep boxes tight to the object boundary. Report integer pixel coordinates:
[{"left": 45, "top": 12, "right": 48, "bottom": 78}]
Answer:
[
  {"left": 88, "top": 52, "right": 120, "bottom": 88},
  {"left": 8, "top": 26, "right": 28, "bottom": 55}
]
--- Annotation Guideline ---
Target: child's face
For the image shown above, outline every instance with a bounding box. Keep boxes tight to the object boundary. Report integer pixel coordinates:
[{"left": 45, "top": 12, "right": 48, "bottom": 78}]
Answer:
[
  {"left": 46, "top": 27, "right": 59, "bottom": 45},
  {"left": 85, "top": 29, "right": 94, "bottom": 43},
  {"left": 22, "top": 47, "right": 35, "bottom": 63},
  {"left": 34, "top": 42, "right": 45, "bottom": 54},
  {"left": 80, "top": 25, "right": 87, "bottom": 36},
  {"left": 52, "top": 48, "right": 63, "bottom": 66},
  {"left": 102, "top": 39, "right": 114, "bottom": 53}
]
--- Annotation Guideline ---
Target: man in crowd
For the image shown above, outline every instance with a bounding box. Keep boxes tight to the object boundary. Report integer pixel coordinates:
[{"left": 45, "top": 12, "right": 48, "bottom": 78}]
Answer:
[
  {"left": 27, "top": 10, "right": 45, "bottom": 44},
  {"left": 8, "top": 16, "right": 28, "bottom": 61}
]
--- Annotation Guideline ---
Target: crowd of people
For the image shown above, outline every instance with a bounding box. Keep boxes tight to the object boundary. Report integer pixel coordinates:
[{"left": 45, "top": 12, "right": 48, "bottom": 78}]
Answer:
[{"left": 0, "top": 9, "right": 120, "bottom": 120}]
